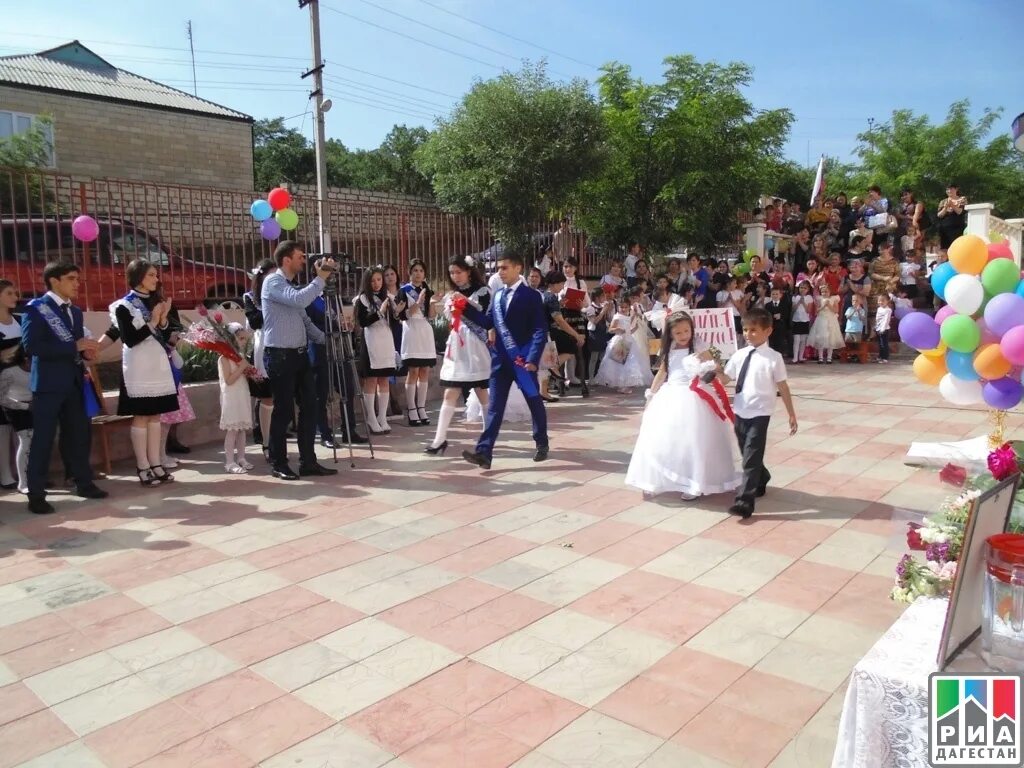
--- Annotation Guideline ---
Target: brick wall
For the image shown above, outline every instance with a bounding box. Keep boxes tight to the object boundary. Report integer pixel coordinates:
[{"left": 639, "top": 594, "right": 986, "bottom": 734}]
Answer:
[
  {"left": 0, "top": 86, "right": 253, "bottom": 189},
  {"left": 285, "top": 183, "right": 436, "bottom": 210}
]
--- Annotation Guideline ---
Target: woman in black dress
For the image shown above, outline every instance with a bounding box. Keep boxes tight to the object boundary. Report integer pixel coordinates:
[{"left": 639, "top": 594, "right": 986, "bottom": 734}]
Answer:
[
  {"left": 111, "top": 260, "right": 178, "bottom": 485},
  {"left": 399, "top": 259, "right": 437, "bottom": 426},
  {"left": 244, "top": 259, "right": 275, "bottom": 460},
  {"left": 0, "top": 280, "right": 23, "bottom": 490},
  {"left": 356, "top": 267, "right": 401, "bottom": 435}
]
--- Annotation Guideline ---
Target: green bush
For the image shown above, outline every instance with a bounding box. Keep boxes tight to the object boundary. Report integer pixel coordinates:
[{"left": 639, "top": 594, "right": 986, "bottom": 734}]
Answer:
[
  {"left": 179, "top": 344, "right": 220, "bottom": 383},
  {"left": 431, "top": 316, "right": 450, "bottom": 355}
]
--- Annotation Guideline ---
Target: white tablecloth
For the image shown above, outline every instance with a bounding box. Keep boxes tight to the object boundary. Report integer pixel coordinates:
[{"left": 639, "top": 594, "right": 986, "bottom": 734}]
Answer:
[{"left": 831, "top": 597, "right": 990, "bottom": 768}]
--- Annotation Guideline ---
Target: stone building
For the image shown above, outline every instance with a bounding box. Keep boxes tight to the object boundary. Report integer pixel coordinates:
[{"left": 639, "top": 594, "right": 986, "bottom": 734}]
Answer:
[{"left": 0, "top": 41, "right": 253, "bottom": 189}]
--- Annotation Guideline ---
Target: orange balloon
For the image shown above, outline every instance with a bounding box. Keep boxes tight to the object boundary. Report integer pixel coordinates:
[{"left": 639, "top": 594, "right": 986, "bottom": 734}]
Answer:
[
  {"left": 948, "top": 234, "right": 989, "bottom": 276},
  {"left": 922, "top": 342, "right": 947, "bottom": 359},
  {"left": 973, "top": 343, "right": 1013, "bottom": 380},
  {"left": 913, "top": 353, "right": 947, "bottom": 386}
]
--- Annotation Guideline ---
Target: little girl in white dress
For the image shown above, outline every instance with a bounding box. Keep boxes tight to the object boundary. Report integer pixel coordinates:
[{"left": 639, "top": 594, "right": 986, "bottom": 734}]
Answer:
[
  {"left": 807, "top": 283, "right": 844, "bottom": 363},
  {"left": 594, "top": 291, "right": 654, "bottom": 393},
  {"left": 219, "top": 323, "right": 254, "bottom": 473},
  {"left": 626, "top": 311, "right": 741, "bottom": 500}
]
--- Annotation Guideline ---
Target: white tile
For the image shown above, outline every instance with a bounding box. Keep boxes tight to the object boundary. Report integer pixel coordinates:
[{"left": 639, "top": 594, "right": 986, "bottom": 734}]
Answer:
[
  {"left": 511, "top": 546, "right": 584, "bottom": 573},
  {"left": 51, "top": 674, "right": 166, "bottom": 736},
  {"left": 260, "top": 723, "right": 395, "bottom": 768},
  {"left": 214, "top": 571, "right": 289, "bottom": 603},
  {"left": 693, "top": 549, "right": 796, "bottom": 597},
  {"left": 302, "top": 555, "right": 420, "bottom": 601},
  {"left": 368, "top": 509, "right": 431, "bottom": 528},
  {"left": 252, "top": 641, "right": 355, "bottom": 691},
  {"left": 136, "top": 646, "right": 239, "bottom": 697},
  {"left": 522, "top": 609, "right": 615, "bottom": 651},
  {"left": 125, "top": 574, "right": 202, "bottom": 607},
  {"left": 151, "top": 589, "right": 235, "bottom": 624},
  {"left": 471, "top": 630, "right": 572, "bottom": 681},
  {"left": 361, "top": 636, "right": 460, "bottom": 687},
  {"left": 0, "top": 597, "right": 48, "bottom": 628},
  {"left": 107, "top": 627, "right": 205, "bottom": 673},
  {"left": 15, "top": 740, "right": 108, "bottom": 768},
  {"left": 319, "top": 617, "right": 410, "bottom": 661},
  {"left": 475, "top": 504, "right": 562, "bottom": 535},
  {"left": 0, "top": 659, "right": 15, "bottom": 686},
  {"left": 25, "top": 652, "right": 132, "bottom": 706},
  {"left": 477, "top": 560, "right": 548, "bottom": 591},
  {"left": 536, "top": 710, "right": 663, "bottom": 768},
  {"left": 183, "top": 559, "right": 258, "bottom": 588},
  {"left": 641, "top": 538, "right": 739, "bottom": 582},
  {"left": 641, "top": 742, "right": 732, "bottom": 768},
  {"left": 513, "top": 512, "right": 604, "bottom": 545},
  {"left": 295, "top": 663, "right": 404, "bottom": 720},
  {"left": 517, "top": 558, "right": 630, "bottom": 607}
]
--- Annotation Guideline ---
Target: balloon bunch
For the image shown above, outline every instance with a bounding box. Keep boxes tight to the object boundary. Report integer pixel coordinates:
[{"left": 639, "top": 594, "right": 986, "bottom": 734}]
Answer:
[
  {"left": 249, "top": 187, "right": 299, "bottom": 240},
  {"left": 732, "top": 250, "right": 757, "bottom": 276},
  {"left": 901, "top": 234, "right": 1024, "bottom": 409}
]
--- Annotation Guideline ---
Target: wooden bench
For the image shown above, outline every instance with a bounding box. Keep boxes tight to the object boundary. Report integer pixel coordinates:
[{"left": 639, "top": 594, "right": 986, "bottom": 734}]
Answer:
[{"left": 86, "top": 364, "right": 133, "bottom": 475}]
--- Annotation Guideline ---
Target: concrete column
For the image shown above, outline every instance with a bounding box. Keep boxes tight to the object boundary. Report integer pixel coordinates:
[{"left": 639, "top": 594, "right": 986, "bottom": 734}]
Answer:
[{"left": 744, "top": 222, "right": 766, "bottom": 260}]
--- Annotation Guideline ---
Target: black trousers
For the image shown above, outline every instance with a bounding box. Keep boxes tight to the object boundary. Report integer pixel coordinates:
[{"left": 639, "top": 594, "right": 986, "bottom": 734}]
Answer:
[
  {"left": 877, "top": 329, "right": 890, "bottom": 361},
  {"left": 312, "top": 344, "right": 360, "bottom": 439},
  {"left": 265, "top": 347, "right": 317, "bottom": 468},
  {"left": 28, "top": 378, "right": 93, "bottom": 499},
  {"left": 734, "top": 415, "right": 771, "bottom": 507}
]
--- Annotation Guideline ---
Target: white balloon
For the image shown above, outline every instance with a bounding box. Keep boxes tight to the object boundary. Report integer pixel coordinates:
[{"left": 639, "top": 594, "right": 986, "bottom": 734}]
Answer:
[
  {"left": 944, "top": 274, "right": 985, "bottom": 316},
  {"left": 939, "top": 373, "right": 984, "bottom": 405}
]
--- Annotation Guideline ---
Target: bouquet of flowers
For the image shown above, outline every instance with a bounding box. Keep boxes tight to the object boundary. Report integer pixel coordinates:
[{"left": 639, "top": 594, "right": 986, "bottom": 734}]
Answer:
[{"left": 181, "top": 305, "right": 263, "bottom": 380}]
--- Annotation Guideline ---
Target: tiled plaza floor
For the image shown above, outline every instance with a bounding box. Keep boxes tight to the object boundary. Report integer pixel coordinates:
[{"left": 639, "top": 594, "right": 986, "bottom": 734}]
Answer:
[{"left": 1, "top": 357, "right": 1020, "bottom": 767}]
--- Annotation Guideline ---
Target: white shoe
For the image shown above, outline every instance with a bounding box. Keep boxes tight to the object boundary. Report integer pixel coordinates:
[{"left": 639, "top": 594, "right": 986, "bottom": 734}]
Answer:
[
  {"left": 161, "top": 456, "right": 179, "bottom": 469},
  {"left": 17, "top": 485, "right": 27, "bottom": 495},
  {"left": 238, "top": 459, "right": 254, "bottom": 471},
  {"left": 225, "top": 463, "right": 247, "bottom": 474},
  {"left": 680, "top": 492, "right": 699, "bottom": 501}
]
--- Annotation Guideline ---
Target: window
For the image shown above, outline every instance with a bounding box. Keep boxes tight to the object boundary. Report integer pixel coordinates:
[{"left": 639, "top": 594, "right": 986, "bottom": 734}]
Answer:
[
  {"left": 109, "top": 229, "right": 170, "bottom": 267},
  {"left": 0, "top": 110, "right": 55, "bottom": 167}
]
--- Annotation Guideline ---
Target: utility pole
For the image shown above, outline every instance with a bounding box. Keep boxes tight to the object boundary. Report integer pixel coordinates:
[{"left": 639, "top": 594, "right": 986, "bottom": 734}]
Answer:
[
  {"left": 299, "top": 0, "right": 331, "bottom": 254},
  {"left": 186, "top": 21, "right": 197, "bottom": 96}
]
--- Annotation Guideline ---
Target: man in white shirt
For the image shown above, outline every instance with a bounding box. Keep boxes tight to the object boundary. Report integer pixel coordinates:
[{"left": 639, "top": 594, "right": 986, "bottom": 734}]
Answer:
[
  {"left": 624, "top": 243, "right": 642, "bottom": 287},
  {"left": 722, "top": 307, "right": 798, "bottom": 518}
]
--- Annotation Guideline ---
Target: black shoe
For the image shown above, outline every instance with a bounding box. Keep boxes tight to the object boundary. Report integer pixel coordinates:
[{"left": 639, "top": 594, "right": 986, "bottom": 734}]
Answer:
[
  {"left": 340, "top": 433, "right": 369, "bottom": 445},
  {"left": 462, "top": 450, "right": 492, "bottom": 470},
  {"left": 299, "top": 462, "right": 338, "bottom": 477},
  {"left": 541, "top": 395, "right": 559, "bottom": 404},
  {"left": 755, "top": 486, "right": 767, "bottom": 498},
  {"left": 417, "top": 409, "right": 431, "bottom": 426},
  {"left": 581, "top": 384, "right": 590, "bottom": 398},
  {"left": 166, "top": 439, "right": 191, "bottom": 455},
  {"left": 272, "top": 465, "right": 299, "bottom": 481},
  {"left": 320, "top": 437, "right": 339, "bottom": 449},
  {"left": 728, "top": 502, "right": 753, "bottom": 519},
  {"left": 534, "top": 447, "right": 549, "bottom": 462},
  {"left": 262, "top": 446, "right": 272, "bottom": 463},
  {"left": 28, "top": 496, "right": 55, "bottom": 515},
  {"left": 75, "top": 485, "right": 109, "bottom": 500},
  {"left": 151, "top": 466, "right": 174, "bottom": 484},
  {"left": 425, "top": 440, "right": 448, "bottom": 456},
  {"left": 1, "top": 482, "right": 16, "bottom": 491}
]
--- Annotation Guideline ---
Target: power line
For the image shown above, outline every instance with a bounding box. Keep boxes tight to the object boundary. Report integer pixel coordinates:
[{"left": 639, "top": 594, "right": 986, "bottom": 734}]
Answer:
[
  {"left": 323, "top": 74, "right": 450, "bottom": 111},
  {"left": 412, "top": 0, "right": 600, "bottom": 71}
]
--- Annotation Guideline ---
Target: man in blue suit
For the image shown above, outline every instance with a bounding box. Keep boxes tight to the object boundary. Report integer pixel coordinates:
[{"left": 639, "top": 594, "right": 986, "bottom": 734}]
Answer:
[
  {"left": 22, "top": 262, "right": 108, "bottom": 515},
  {"left": 463, "top": 251, "right": 549, "bottom": 470}
]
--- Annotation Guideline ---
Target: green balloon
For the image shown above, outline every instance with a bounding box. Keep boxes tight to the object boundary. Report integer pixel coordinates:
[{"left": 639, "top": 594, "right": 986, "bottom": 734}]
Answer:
[
  {"left": 275, "top": 208, "right": 299, "bottom": 231},
  {"left": 733, "top": 263, "right": 750, "bottom": 276},
  {"left": 940, "top": 314, "right": 981, "bottom": 353},
  {"left": 981, "top": 258, "right": 1021, "bottom": 296}
]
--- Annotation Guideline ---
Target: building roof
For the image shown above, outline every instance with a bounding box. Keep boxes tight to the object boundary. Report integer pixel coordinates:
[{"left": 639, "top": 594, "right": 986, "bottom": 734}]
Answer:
[{"left": 0, "top": 41, "right": 252, "bottom": 122}]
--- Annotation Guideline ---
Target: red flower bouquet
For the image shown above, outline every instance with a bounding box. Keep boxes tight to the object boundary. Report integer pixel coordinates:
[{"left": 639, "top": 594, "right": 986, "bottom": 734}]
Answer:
[
  {"left": 182, "top": 305, "right": 263, "bottom": 380},
  {"left": 988, "top": 442, "right": 1021, "bottom": 482}
]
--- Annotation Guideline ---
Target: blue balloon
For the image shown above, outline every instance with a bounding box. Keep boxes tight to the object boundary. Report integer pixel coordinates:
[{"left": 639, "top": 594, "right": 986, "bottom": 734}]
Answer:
[
  {"left": 931, "top": 262, "right": 957, "bottom": 301},
  {"left": 250, "top": 199, "right": 273, "bottom": 222},
  {"left": 946, "top": 349, "right": 979, "bottom": 381},
  {"left": 1017, "top": 280, "right": 1024, "bottom": 299}
]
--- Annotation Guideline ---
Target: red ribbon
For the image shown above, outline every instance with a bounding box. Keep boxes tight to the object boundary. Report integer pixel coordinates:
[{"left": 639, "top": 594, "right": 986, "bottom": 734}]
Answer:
[
  {"left": 689, "top": 375, "right": 735, "bottom": 423},
  {"left": 446, "top": 294, "right": 468, "bottom": 360}
]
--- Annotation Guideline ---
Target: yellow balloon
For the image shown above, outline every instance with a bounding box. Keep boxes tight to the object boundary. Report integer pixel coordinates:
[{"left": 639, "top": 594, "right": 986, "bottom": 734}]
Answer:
[
  {"left": 913, "top": 353, "right": 947, "bottom": 386},
  {"left": 948, "top": 234, "right": 988, "bottom": 276},
  {"left": 921, "top": 342, "right": 947, "bottom": 359}
]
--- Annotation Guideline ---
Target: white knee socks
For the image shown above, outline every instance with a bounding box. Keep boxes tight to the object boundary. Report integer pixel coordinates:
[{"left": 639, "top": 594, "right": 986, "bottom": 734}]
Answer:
[
  {"left": 405, "top": 381, "right": 417, "bottom": 420},
  {"left": 15, "top": 428, "right": 31, "bottom": 493},
  {"left": 415, "top": 380, "right": 429, "bottom": 421},
  {"left": 362, "top": 393, "right": 382, "bottom": 432},
  {"left": 258, "top": 403, "right": 273, "bottom": 447},
  {"left": 146, "top": 421, "right": 163, "bottom": 469},
  {"left": 0, "top": 424, "right": 13, "bottom": 486},
  {"left": 792, "top": 335, "right": 807, "bottom": 363},
  {"left": 376, "top": 388, "right": 390, "bottom": 430},
  {"left": 130, "top": 426, "right": 150, "bottom": 470},
  {"left": 431, "top": 403, "right": 456, "bottom": 448}
]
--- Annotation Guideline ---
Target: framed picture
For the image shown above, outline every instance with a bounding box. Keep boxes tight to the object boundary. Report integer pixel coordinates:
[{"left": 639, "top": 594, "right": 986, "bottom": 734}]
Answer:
[{"left": 937, "top": 474, "right": 1021, "bottom": 670}]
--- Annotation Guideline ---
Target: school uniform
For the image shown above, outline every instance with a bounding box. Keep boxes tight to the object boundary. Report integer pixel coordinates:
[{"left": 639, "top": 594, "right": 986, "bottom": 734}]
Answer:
[
  {"left": 725, "top": 343, "right": 788, "bottom": 515},
  {"left": 764, "top": 299, "right": 790, "bottom": 355}
]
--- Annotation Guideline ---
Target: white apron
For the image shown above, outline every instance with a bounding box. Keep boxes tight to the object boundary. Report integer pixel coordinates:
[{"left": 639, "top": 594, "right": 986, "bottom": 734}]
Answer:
[
  {"left": 438, "top": 287, "right": 492, "bottom": 383},
  {"left": 360, "top": 294, "right": 398, "bottom": 370},
  {"left": 110, "top": 297, "right": 176, "bottom": 399}
]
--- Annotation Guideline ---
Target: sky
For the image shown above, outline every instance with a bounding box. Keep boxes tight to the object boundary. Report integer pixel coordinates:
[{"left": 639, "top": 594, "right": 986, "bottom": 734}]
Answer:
[{"left": 2, "top": 0, "right": 1022, "bottom": 167}]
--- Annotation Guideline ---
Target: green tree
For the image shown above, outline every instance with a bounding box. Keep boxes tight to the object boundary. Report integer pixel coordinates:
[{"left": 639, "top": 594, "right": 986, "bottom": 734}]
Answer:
[
  {"left": 253, "top": 117, "right": 315, "bottom": 192},
  {"left": 767, "top": 156, "right": 860, "bottom": 206},
  {"left": 416, "top": 62, "right": 605, "bottom": 252},
  {"left": 576, "top": 56, "right": 792, "bottom": 254},
  {"left": 853, "top": 101, "right": 1024, "bottom": 217},
  {"left": 368, "top": 125, "right": 434, "bottom": 197},
  {"left": 0, "top": 115, "right": 55, "bottom": 213}
]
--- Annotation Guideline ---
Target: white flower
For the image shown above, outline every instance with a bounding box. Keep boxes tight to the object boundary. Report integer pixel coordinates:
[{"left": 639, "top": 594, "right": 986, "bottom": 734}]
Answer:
[
  {"left": 465, "top": 256, "right": 476, "bottom": 267},
  {"left": 939, "top": 561, "right": 958, "bottom": 581}
]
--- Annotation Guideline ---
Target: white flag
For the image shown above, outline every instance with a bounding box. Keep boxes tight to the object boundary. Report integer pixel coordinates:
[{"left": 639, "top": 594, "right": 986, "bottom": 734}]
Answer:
[{"left": 810, "top": 155, "right": 825, "bottom": 206}]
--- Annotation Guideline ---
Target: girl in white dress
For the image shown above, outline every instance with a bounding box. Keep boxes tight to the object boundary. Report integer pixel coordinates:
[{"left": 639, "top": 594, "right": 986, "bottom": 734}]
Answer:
[
  {"left": 425, "top": 255, "right": 491, "bottom": 455},
  {"left": 808, "top": 282, "right": 844, "bottom": 363},
  {"left": 399, "top": 259, "right": 437, "bottom": 426},
  {"left": 594, "top": 289, "right": 654, "bottom": 393},
  {"left": 626, "top": 312, "right": 741, "bottom": 500},
  {"left": 219, "top": 323, "right": 254, "bottom": 473}
]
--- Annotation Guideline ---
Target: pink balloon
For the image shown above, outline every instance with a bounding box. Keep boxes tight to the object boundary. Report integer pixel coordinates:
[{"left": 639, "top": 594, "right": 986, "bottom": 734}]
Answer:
[
  {"left": 988, "top": 241, "right": 1014, "bottom": 261},
  {"left": 1001, "top": 326, "right": 1024, "bottom": 366},
  {"left": 935, "top": 305, "right": 957, "bottom": 324},
  {"left": 977, "top": 317, "right": 1000, "bottom": 346},
  {"left": 72, "top": 215, "right": 99, "bottom": 242}
]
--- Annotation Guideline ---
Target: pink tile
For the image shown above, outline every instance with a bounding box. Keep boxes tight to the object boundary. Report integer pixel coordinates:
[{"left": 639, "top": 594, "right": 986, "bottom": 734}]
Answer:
[
  {"left": 4, "top": 629, "right": 104, "bottom": 678},
  {"left": 645, "top": 648, "right": 749, "bottom": 700},
  {"left": 421, "top": 613, "right": 514, "bottom": 656},
  {"left": 755, "top": 560, "right": 856, "bottom": 613},
  {"left": 672, "top": 703, "right": 793, "bottom": 767},
  {"left": 85, "top": 701, "right": 207, "bottom": 768},
  {"left": 136, "top": 733, "right": 254, "bottom": 768},
  {"left": 701, "top": 518, "right": 782, "bottom": 547},
  {"left": 80, "top": 608, "right": 173, "bottom": 649},
  {"left": 173, "top": 669, "right": 286, "bottom": 728},
  {"left": 407, "top": 659, "right": 520, "bottom": 716},
  {"left": 624, "top": 584, "right": 740, "bottom": 644},
  {"left": 183, "top": 604, "right": 269, "bottom": 645},
  {"left": 595, "top": 527, "right": 689, "bottom": 568},
  {"left": 275, "top": 600, "right": 364, "bottom": 640},
  {"left": 240, "top": 586, "right": 326, "bottom": 622},
  {"left": 402, "top": 718, "right": 531, "bottom": 768},
  {"left": 378, "top": 597, "right": 462, "bottom": 636},
  {"left": 345, "top": 690, "right": 462, "bottom": 754},
  {"left": 717, "top": 670, "right": 830, "bottom": 731},
  {"left": 0, "top": 682, "right": 46, "bottom": 727},
  {"left": 596, "top": 675, "right": 708, "bottom": 738},
  {"left": 467, "top": 592, "right": 555, "bottom": 633},
  {"left": 470, "top": 683, "right": 585, "bottom": 747},
  {"left": 0, "top": 556, "right": 66, "bottom": 586},
  {"left": 544, "top": 484, "right": 613, "bottom": 511},
  {"left": 210, "top": 695, "right": 333, "bottom": 763},
  {"left": 553, "top": 519, "right": 643, "bottom": 555},
  {"left": 270, "top": 541, "right": 382, "bottom": 582},
  {"left": 0, "top": 612, "right": 72, "bottom": 655},
  {"left": 424, "top": 578, "right": 507, "bottom": 612},
  {"left": 396, "top": 536, "right": 469, "bottom": 565},
  {"left": 0, "top": 709, "right": 76, "bottom": 768},
  {"left": 570, "top": 570, "right": 683, "bottom": 624},
  {"left": 433, "top": 536, "right": 536, "bottom": 575},
  {"left": 241, "top": 533, "right": 347, "bottom": 570},
  {"left": 214, "top": 621, "right": 308, "bottom": 666},
  {"left": 56, "top": 594, "right": 145, "bottom": 631},
  {"left": 749, "top": 521, "right": 834, "bottom": 559}
]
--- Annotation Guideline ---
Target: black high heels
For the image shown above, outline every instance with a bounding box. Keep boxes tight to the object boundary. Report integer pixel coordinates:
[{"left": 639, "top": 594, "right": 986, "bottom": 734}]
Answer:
[{"left": 424, "top": 440, "right": 448, "bottom": 456}]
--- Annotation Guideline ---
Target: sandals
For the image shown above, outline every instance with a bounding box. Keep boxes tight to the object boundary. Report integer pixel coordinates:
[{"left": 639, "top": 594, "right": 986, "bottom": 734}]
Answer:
[
  {"left": 137, "top": 467, "right": 161, "bottom": 486},
  {"left": 151, "top": 465, "right": 174, "bottom": 483}
]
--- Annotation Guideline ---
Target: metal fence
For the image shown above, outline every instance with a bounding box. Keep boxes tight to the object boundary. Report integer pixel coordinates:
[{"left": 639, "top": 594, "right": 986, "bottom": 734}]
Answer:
[{"left": 0, "top": 166, "right": 606, "bottom": 310}]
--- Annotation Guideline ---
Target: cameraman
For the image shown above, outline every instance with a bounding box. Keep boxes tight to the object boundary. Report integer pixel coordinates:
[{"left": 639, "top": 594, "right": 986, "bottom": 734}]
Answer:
[
  {"left": 261, "top": 241, "right": 338, "bottom": 480},
  {"left": 306, "top": 290, "right": 367, "bottom": 446}
]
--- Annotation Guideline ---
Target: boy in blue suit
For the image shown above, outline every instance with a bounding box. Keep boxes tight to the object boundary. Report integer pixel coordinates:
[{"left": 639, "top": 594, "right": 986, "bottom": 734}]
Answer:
[
  {"left": 21, "top": 262, "right": 108, "bottom": 514},
  {"left": 463, "top": 251, "right": 549, "bottom": 470}
]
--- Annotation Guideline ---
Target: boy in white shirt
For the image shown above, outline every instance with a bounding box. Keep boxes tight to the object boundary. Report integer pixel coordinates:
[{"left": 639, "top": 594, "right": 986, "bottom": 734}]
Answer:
[
  {"left": 872, "top": 294, "right": 894, "bottom": 363},
  {"left": 722, "top": 308, "right": 799, "bottom": 518}
]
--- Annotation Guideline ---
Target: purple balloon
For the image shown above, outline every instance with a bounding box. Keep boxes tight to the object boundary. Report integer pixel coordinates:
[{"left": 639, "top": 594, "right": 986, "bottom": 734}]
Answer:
[
  {"left": 260, "top": 218, "right": 282, "bottom": 240},
  {"left": 934, "top": 305, "right": 956, "bottom": 324},
  {"left": 977, "top": 318, "right": 1000, "bottom": 346},
  {"left": 72, "top": 215, "right": 99, "bottom": 242},
  {"left": 898, "top": 311, "right": 941, "bottom": 352},
  {"left": 983, "top": 376, "right": 1023, "bottom": 410},
  {"left": 984, "top": 293, "right": 1024, "bottom": 337}
]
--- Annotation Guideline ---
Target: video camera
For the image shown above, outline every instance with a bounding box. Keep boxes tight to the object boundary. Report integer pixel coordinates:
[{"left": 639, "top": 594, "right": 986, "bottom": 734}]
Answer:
[{"left": 307, "top": 252, "right": 362, "bottom": 300}]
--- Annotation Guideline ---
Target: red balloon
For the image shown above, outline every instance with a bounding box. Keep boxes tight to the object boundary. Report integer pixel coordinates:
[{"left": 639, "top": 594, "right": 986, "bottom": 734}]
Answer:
[
  {"left": 268, "top": 187, "right": 291, "bottom": 212},
  {"left": 988, "top": 241, "right": 1014, "bottom": 261}
]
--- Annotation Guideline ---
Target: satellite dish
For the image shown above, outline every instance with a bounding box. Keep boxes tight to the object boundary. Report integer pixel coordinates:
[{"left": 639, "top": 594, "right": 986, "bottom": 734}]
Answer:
[{"left": 321, "top": 99, "right": 333, "bottom": 114}]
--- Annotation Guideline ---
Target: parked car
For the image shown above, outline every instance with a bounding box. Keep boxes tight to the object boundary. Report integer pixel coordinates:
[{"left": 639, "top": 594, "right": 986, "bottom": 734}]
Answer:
[
  {"left": 474, "top": 233, "right": 556, "bottom": 275},
  {"left": 0, "top": 217, "right": 248, "bottom": 310}
]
